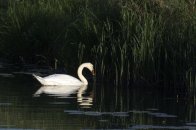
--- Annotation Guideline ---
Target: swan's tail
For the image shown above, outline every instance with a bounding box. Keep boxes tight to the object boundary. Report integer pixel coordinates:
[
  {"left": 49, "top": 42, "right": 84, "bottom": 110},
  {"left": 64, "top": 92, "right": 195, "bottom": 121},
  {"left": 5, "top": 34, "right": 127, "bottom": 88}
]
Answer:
[{"left": 32, "top": 74, "right": 46, "bottom": 85}]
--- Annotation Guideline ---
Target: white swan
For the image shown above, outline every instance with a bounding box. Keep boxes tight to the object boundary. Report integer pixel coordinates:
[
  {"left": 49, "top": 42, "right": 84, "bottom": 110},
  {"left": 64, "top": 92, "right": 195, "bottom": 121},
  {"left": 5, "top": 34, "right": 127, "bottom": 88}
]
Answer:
[{"left": 33, "top": 62, "right": 95, "bottom": 86}]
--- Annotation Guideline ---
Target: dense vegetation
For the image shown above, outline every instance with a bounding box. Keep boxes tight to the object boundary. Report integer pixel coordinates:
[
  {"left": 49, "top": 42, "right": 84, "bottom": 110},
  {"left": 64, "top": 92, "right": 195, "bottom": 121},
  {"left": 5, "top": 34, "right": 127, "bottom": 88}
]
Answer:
[{"left": 0, "top": 0, "right": 195, "bottom": 88}]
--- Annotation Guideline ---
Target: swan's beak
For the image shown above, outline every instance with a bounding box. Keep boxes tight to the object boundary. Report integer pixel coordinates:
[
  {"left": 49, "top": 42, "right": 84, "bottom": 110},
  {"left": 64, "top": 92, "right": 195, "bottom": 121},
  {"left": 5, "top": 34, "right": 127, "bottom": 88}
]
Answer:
[{"left": 92, "top": 69, "right": 96, "bottom": 76}]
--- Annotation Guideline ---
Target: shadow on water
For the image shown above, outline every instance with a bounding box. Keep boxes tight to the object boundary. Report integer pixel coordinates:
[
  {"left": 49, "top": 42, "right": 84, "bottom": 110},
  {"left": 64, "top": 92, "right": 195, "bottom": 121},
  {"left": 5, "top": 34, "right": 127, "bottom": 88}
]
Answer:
[{"left": 0, "top": 72, "right": 196, "bottom": 129}]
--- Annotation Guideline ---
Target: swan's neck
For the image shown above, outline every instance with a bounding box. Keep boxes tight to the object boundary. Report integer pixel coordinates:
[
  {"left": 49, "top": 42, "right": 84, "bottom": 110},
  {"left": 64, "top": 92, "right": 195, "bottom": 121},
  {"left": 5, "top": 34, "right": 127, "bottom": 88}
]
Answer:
[{"left": 77, "top": 65, "right": 88, "bottom": 85}]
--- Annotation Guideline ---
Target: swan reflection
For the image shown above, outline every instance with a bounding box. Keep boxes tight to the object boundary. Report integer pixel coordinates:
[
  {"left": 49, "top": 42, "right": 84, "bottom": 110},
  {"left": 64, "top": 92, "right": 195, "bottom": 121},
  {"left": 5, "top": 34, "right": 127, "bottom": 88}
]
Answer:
[
  {"left": 34, "top": 85, "right": 93, "bottom": 108},
  {"left": 77, "top": 85, "right": 93, "bottom": 108}
]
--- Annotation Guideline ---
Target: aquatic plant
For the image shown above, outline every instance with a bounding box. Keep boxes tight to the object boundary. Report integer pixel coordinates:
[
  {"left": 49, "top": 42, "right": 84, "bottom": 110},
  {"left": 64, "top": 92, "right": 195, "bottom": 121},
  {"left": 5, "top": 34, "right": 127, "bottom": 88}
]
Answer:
[{"left": 0, "top": 0, "right": 195, "bottom": 89}]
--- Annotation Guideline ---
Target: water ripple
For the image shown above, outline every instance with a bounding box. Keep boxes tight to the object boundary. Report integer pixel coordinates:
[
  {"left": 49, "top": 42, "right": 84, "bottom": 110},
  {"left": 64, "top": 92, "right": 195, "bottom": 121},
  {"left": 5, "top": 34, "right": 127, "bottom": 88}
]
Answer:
[
  {"left": 0, "top": 103, "right": 12, "bottom": 106},
  {"left": 148, "top": 112, "right": 177, "bottom": 118},
  {"left": 130, "top": 125, "right": 196, "bottom": 130}
]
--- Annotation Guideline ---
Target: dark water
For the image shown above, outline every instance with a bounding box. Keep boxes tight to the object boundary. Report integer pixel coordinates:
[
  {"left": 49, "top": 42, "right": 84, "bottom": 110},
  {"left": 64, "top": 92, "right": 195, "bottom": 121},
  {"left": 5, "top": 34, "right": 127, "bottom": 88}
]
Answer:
[{"left": 0, "top": 72, "right": 196, "bottom": 130}]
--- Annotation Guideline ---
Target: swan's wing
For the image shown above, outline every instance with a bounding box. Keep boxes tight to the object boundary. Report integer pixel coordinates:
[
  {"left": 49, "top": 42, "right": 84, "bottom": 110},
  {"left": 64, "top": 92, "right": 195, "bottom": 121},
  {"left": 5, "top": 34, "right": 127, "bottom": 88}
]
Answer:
[{"left": 43, "top": 74, "right": 83, "bottom": 85}]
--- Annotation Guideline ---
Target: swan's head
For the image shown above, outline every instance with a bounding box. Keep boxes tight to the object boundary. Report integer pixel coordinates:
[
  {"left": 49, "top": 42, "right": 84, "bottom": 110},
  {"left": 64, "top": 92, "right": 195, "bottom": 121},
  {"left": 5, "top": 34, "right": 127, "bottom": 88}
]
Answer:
[{"left": 84, "top": 63, "right": 95, "bottom": 76}]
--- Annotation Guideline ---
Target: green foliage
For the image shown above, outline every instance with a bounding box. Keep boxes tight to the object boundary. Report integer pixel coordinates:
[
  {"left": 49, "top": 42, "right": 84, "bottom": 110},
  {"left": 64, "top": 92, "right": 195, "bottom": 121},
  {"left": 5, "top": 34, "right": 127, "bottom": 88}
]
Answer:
[{"left": 0, "top": 0, "right": 195, "bottom": 89}]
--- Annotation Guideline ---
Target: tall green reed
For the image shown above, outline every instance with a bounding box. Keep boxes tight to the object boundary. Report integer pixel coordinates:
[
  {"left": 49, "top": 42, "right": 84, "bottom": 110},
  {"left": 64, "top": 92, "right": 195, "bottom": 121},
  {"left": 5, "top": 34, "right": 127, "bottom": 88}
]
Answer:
[{"left": 0, "top": 0, "right": 195, "bottom": 90}]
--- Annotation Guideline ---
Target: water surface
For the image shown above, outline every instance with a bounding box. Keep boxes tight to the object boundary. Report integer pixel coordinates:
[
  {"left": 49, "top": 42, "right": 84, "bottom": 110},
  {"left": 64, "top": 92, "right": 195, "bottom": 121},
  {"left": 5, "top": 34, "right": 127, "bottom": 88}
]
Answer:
[{"left": 0, "top": 72, "right": 195, "bottom": 130}]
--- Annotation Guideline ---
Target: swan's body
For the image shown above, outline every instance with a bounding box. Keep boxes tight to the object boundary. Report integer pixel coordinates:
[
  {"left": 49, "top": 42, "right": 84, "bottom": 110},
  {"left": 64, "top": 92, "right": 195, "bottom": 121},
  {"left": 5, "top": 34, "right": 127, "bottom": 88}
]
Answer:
[
  {"left": 34, "top": 85, "right": 82, "bottom": 97},
  {"left": 33, "top": 74, "right": 83, "bottom": 86},
  {"left": 33, "top": 63, "right": 94, "bottom": 86}
]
